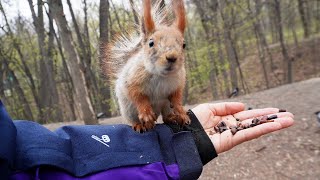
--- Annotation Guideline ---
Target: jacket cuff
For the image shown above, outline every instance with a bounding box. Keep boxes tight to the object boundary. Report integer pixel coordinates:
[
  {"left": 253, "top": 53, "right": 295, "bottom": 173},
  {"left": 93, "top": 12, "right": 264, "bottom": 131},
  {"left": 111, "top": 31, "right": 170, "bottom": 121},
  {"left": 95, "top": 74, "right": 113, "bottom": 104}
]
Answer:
[
  {"left": 166, "top": 110, "right": 218, "bottom": 165},
  {"left": 185, "top": 110, "right": 218, "bottom": 165}
]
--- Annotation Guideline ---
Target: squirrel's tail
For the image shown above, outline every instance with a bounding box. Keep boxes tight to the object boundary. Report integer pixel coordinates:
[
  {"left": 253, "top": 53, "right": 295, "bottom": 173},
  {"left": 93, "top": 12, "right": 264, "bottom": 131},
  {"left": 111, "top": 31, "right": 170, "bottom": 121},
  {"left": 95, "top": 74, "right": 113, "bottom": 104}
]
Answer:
[{"left": 100, "top": 0, "right": 173, "bottom": 81}]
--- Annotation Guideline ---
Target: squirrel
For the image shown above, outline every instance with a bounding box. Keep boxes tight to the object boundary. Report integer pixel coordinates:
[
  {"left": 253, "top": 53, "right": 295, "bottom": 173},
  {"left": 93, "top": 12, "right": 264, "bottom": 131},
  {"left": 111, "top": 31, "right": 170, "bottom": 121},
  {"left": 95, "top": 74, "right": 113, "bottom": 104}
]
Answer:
[{"left": 102, "top": 0, "right": 190, "bottom": 132}]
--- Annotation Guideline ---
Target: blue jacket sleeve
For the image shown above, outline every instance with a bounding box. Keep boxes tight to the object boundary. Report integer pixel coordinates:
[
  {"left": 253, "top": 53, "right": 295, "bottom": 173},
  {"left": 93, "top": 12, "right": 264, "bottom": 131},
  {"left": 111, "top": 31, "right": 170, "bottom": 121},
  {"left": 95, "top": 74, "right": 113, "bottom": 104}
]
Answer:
[
  {"left": 0, "top": 100, "right": 17, "bottom": 179},
  {"left": 1, "top": 100, "right": 217, "bottom": 180}
]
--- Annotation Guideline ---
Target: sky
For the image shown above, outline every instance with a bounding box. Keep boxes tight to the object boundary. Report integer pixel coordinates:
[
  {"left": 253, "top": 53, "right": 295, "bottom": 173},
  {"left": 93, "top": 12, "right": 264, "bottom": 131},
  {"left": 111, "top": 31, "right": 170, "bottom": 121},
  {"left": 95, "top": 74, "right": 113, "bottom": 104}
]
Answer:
[{"left": 1, "top": 0, "right": 130, "bottom": 22}]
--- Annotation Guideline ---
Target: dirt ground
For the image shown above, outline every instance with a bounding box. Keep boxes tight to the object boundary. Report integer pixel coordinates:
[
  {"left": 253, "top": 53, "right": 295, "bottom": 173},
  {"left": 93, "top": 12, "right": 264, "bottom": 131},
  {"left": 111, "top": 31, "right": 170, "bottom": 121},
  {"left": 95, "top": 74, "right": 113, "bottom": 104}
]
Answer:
[{"left": 45, "top": 77, "right": 320, "bottom": 179}]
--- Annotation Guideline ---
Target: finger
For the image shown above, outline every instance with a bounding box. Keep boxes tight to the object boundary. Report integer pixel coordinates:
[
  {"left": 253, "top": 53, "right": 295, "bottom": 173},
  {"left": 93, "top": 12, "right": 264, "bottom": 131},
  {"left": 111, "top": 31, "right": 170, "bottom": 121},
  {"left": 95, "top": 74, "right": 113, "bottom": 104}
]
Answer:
[
  {"left": 239, "top": 112, "right": 294, "bottom": 125},
  {"left": 208, "top": 102, "right": 245, "bottom": 116},
  {"left": 234, "top": 108, "right": 279, "bottom": 120},
  {"left": 231, "top": 117, "right": 294, "bottom": 149}
]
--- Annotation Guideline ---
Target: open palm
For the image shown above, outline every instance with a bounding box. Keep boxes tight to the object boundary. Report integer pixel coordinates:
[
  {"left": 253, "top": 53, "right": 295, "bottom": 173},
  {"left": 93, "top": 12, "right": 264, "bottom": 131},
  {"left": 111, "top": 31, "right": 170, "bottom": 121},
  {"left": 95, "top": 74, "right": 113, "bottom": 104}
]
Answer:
[{"left": 191, "top": 102, "right": 294, "bottom": 154}]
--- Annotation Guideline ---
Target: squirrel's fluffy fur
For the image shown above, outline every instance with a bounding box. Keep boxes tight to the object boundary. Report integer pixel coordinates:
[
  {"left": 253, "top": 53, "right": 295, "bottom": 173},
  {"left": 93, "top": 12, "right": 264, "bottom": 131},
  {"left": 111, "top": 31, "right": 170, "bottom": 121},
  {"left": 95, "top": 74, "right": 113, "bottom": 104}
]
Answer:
[{"left": 102, "top": 0, "right": 190, "bottom": 132}]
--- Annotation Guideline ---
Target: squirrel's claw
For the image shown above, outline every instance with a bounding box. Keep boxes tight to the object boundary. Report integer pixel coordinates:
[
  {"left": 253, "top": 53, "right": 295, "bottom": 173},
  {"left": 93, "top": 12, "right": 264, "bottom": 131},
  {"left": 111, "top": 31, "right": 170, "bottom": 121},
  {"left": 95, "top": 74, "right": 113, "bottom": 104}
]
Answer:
[
  {"left": 164, "top": 107, "right": 190, "bottom": 126},
  {"left": 174, "top": 106, "right": 190, "bottom": 125},
  {"left": 133, "top": 123, "right": 146, "bottom": 133},
  {"left": 134, "top": 110, "right": 156, "bottom": 132},
  {"left": 138, "top": 111, "right": 156, "bottom": 123}
]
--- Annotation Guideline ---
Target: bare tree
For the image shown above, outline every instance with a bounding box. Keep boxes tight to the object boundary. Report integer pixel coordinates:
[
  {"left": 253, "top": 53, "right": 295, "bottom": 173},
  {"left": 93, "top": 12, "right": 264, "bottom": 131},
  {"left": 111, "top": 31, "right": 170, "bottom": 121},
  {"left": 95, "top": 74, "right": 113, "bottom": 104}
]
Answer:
[
  {"left": 66, "top": 0, "right": 100, "bottom": 110},
  {"left": 49, "top": 0, "right": 97, "bottom": 124},
  {"left": 0, "top": 1, "right": 41, "bottom": 119},
  {"left": 192, "top": 0, "right": 219, "bottom": 99},
  {"left": 297, "top": 0, "right": 310, "bottom": 38},
  {"left": 248, "top": 0, "right": 270, "bottom": 88},
  {"left": 0, "top": 61, "right": 6, "bottom": 103},
  {"left": 129, "top": 0, "right": 139, "bottom": 25},
  {"left": 99, "top": 0, "right": 112, "bottom": 117},
  {"left": 110, "top": 0, "right": 123, "bottom": 30},
  {"left": 27, "top": 0, "right": 62, "bottom": 123},
  {"left": 218, "top": 0, "right": 239, "bottom": 91},
  {"left": 273, "top": 0, "right": 292, "bottom": 83},
  {"left": 52, "top": 25, "right": 77, "bottom": 121},
  {"left": 0, "top": 45, "right": 34, "bottom": 120},
  {"left": 316, "top": 0, "right": 320, "bottom": 32}
]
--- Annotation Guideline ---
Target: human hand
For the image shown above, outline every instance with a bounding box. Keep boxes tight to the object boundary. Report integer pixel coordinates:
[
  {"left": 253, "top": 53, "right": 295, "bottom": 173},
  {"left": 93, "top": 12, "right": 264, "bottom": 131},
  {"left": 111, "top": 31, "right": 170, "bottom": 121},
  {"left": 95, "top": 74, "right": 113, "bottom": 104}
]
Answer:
[{"left": 191, "top": 102, "right": 294, "bottom": 154}]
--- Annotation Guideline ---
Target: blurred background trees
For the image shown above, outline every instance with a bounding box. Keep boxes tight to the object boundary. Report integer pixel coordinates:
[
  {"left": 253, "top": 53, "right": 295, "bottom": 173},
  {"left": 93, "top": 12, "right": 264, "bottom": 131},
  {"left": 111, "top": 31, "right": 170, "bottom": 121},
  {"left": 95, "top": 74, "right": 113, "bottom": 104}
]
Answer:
[{"left": 0, "top": 0, "right": 319, "bottom": 124}]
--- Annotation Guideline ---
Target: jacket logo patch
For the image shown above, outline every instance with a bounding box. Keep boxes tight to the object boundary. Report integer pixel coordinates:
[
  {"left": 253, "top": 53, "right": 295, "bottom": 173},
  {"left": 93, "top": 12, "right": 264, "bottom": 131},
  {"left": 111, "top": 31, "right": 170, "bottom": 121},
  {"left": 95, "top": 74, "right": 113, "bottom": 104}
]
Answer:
[{"left": 91, "top": 135, "right": 110, "bottom": 147}]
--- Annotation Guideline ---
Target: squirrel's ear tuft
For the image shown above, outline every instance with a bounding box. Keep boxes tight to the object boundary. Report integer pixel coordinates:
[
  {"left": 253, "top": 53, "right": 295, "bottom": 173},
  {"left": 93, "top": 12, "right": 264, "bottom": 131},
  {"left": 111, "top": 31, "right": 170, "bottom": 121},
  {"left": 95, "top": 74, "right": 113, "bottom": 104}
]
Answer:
[
  {"left": 172, "top": 0, "right": 186, "bottom": 34},
  {"left": 143, "top": 0, "right": 155, "bottom": 35}
]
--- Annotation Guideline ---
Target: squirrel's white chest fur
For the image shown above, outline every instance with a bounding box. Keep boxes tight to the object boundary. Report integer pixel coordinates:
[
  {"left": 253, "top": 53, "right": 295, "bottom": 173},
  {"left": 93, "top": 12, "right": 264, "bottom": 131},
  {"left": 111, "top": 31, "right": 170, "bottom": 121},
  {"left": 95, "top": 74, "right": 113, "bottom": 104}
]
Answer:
[{"left": 115, "top": 51, "right": 185, "bottom": 122}]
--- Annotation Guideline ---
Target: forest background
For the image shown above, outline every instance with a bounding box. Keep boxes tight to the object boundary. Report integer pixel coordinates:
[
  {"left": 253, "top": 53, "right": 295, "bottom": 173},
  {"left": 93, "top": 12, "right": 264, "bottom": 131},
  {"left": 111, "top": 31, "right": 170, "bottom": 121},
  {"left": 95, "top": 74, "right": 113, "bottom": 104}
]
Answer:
[{"left": 0, "top": 0, "right": 319, "bottom": 124}]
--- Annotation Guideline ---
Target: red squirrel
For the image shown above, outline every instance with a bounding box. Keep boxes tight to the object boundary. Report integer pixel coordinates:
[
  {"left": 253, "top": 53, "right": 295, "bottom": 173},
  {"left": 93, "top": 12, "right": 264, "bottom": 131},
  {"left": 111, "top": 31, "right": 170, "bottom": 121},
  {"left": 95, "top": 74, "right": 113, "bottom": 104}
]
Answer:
[{"left": 103, "top": 0, "right": 190, "bottom": 132}]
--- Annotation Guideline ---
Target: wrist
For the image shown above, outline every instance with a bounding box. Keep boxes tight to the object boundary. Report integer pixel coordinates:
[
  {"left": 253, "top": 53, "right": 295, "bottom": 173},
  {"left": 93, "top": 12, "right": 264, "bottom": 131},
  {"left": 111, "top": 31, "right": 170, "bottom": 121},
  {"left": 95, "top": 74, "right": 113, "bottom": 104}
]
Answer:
[
  {"left": 165, "top": 110, "right": 218, "bottom": 165},
  {"left": 185, "top": 110, "right": 218, "bottom": 165}
]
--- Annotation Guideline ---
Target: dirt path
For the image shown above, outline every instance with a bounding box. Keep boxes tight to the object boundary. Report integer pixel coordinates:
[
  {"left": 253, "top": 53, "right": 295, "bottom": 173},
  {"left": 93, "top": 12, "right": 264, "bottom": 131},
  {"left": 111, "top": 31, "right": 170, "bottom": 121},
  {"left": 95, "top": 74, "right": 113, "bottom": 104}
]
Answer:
[{"left": 45, "top": 78, "right": 320, "bottom": 179}]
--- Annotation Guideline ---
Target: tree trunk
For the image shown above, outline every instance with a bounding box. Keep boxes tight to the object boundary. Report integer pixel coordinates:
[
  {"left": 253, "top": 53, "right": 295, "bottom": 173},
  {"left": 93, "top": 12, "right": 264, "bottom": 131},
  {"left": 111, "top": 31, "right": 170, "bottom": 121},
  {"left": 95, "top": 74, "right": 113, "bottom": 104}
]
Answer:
[
  {"left": 66, "top": 0, "right": 87, "bottom": 63},
  {"left": 0, "top": 63, "right": 6, "bottom": 103},
  {"left": 274, "top": 0, "right": 292, "bottom": 84},
  {"left": 184, "top": 50, "right": 193, "bottom": 104},
  {"left": 297, "top": 0, "right": 310, "bottom": 38},
  {"left": 99, "top": 0, "right": 112, "bottom": 117},
  {"left": 49, "top": 0, "right": 97, "bottom": 124},
  {"left": 317, "top": 0, "right": 320, "bottom": 32},
  {"left": 251, "top": 0, "right": 270, "bottom": 88},
  {"left": 186, "top": 29, "right": 203, "bottom": 88},
  {"left": 1, "top": 52, "right": 34, "bottom": 120},
  {"left": 53, "top": 30, "right": 77, "bottom": 121},
  {"left": 83, "top": 0, "right": 92, "bottom": 66},
  {"left": 253, "top": 0, "right": 275, "bottom": 70},
  {"left": 45, "top": 8, "right": 77, "bottom": 121},
  {"left": 110, "top": 0, "right": 123, "bottom": 30},
  {"left": 66, "top": 0, "right": 100, "bottom": 112},
  {"left": 159, "top": 0, "right": 165, "bottom": 9},
  {"left": 192, "top": 0, "right": 218, "bottom": 99},
  {"left": 212, "top": 14, "right": 231, "bottom": 97},
  {"left": 289, "top": 13, "right": 299, "bottom": 49},
  {"left": 254, "top": 29, "right": 270, "bottom": 89},
  {"left": 267, "top": 3, "right": 278, "bottom": 44},
  {"left": 28, "top": 0, "right": 63, "bottom": 123},
  {"left": 46, "top": 6, "right": 63, "bottom": 122},
  {"left": 219, "top": 0, "right": 239, "bottom": 90},
  {"left": 129, "top": 0, "right": 139, "bottom": 25},
  {"left": 216, "top": 34, "right": 231, "bottom": 97},
  {"left": 0, "top": 2, "right": 41, "bottom": 119}
]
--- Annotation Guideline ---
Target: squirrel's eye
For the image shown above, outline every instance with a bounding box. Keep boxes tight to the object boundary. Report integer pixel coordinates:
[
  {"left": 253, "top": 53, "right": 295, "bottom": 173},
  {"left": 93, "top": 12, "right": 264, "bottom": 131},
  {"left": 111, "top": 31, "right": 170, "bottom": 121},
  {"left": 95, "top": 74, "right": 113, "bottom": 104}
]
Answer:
[
  {"left": 149, "top": 39, "right": 154, "bottom": 48},
  {"left": 183, "top": 42, "right": 186, "bottom": 49}
]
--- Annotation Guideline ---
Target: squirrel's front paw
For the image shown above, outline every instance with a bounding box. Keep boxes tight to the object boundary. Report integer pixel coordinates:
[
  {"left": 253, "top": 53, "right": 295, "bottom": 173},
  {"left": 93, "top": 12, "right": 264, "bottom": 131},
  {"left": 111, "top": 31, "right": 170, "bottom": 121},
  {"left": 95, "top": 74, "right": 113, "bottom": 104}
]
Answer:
[
  {"left": 164, "top": 108, "right": 190, "bottom": 126},
  {"left": 132, "top": 122, "right": 154, "bottom": 133},
  {"left": 133, "top": 109, "right": 156, "bottom": 132}
]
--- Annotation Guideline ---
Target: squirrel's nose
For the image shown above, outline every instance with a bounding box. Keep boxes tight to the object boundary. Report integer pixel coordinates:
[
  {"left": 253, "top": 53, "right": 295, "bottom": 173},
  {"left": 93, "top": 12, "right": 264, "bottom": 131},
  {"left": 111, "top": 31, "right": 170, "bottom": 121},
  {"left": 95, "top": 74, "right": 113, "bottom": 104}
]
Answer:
[{"left": 166, "top": 56, "right": 177, "bottom": 63}]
